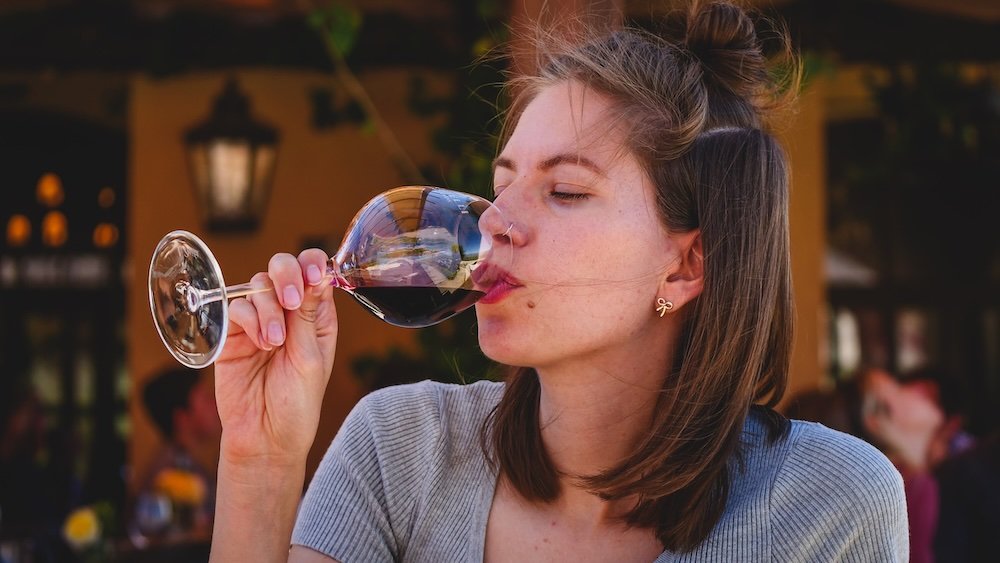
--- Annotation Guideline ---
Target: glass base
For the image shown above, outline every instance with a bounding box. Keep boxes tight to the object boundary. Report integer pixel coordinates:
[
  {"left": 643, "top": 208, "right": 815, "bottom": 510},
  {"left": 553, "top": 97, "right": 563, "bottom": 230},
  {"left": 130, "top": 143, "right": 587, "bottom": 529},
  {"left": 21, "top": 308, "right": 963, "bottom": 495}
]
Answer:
[{"left": 148, "top": 230, "right": 227, "bottom": 368}]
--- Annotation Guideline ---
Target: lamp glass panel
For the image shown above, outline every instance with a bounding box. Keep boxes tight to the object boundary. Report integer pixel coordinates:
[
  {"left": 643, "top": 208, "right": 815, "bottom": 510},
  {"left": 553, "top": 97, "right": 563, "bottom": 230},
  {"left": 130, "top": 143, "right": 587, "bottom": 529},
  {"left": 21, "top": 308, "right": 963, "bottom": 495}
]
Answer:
[
  {"left": 251, "top": 145, "right": 276, "bottom": 209},
  {"left": 207, "top": 140, "right": 252, "bottom": 218},
  {"left": 188, "top": 144, "right": 212, "bottom": 206}
]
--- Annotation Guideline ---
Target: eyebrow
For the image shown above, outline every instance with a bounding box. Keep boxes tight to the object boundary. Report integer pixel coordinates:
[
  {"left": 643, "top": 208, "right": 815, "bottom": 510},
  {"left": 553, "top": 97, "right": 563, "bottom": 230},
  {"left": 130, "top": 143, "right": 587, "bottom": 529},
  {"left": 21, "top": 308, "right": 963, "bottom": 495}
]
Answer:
[{"left": 492, "top": 153, "right": 608, "bottom": 178}]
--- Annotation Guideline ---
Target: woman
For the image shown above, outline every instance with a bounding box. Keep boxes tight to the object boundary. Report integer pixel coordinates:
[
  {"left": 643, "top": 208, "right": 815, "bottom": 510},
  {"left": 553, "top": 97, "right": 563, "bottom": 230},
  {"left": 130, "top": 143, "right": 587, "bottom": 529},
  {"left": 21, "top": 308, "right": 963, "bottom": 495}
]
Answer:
[{"left": 209, "top": 1, "right": 908, "bottom": 561}]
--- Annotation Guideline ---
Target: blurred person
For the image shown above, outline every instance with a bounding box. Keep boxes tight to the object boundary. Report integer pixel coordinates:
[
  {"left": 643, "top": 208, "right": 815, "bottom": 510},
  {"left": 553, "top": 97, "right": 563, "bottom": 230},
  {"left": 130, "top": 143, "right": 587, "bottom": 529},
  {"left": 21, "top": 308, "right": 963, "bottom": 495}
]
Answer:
[
  {"left": 207, "top": 1, "right": 908, "bottom": 561},
  {"left": 852, "top": 367, "right": 970, "bottom": 563},
  {"left": 856, "top": 368, "right": 946, "bottom": 474},
  {"left": 902, "top": 368, "right": 977, "bottom": 467},
  {"left": 131, "top": 366, "right": 222, "bottom": 543},
  {"left": 900, "top": 370, "right": 999, "bottom": 563}
]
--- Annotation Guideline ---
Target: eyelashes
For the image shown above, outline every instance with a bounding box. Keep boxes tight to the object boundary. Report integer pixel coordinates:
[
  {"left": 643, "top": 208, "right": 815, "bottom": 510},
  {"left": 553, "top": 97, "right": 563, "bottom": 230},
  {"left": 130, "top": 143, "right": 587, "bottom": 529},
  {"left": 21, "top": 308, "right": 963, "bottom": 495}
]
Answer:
[
  {"left": 491, "top": 183, "right": 592, "bottom": 202},
  {"left": 549, "top": 190, "right": 589, "bottom": 201}
]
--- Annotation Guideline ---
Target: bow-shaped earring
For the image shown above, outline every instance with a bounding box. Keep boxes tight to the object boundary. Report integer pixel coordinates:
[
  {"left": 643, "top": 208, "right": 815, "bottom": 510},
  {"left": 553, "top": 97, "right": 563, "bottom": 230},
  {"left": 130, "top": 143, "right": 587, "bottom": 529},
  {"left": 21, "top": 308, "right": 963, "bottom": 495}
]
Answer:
[{"left": 656, "top": 298, "right": 674, "bottom": 317}]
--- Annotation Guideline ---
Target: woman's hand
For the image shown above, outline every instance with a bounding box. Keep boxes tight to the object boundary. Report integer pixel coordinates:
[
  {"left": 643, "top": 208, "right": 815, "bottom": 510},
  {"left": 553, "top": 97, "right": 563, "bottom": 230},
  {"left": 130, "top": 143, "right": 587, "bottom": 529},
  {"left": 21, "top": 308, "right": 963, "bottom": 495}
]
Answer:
[{"left": 213, "top": 249, "right": 338, "bottom": 468}]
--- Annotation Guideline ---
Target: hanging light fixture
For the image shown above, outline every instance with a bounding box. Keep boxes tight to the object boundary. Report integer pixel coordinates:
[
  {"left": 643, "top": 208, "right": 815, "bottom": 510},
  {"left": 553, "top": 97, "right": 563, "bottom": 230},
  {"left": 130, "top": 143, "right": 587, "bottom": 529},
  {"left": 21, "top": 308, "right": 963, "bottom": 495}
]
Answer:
[{"left": 184, "top": 78, "right": 279, "bottom": 232}]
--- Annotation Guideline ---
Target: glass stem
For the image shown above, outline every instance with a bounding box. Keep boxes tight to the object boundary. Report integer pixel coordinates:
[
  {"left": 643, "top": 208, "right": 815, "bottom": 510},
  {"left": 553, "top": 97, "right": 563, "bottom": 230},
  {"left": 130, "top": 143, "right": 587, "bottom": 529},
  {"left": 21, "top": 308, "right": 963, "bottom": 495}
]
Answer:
[
  {"left": 205, "top": 282, "right": 266, "bottom": 303},
  {"left": 183, "top": 259, "right": 346, "bottom": 312}
]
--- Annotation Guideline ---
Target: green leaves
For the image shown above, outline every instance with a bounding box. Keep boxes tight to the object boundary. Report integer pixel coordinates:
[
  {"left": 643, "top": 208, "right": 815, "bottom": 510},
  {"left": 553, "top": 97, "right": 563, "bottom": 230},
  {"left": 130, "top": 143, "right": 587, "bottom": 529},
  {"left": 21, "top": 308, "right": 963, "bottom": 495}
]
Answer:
[{"left": 308, "top": 3, "right": 363, "bottom": 58}]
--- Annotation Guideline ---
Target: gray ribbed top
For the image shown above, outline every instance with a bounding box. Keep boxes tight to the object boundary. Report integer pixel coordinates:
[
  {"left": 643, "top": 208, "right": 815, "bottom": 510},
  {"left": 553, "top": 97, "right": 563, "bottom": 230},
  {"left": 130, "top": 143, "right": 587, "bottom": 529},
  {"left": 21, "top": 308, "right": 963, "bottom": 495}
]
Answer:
[{"left": 292, "top": 380, "right": 908, "bottom": 562}]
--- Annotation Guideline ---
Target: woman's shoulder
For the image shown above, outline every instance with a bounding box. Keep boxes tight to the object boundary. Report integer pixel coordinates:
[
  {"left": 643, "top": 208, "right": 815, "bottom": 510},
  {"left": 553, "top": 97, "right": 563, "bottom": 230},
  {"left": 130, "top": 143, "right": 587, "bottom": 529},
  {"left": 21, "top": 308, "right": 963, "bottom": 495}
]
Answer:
[
  {"left": 774, "top": 419, "right": 903, "bottom": 495},
  {"left": 359, "top": 379, "right": 505, "bottom": 426},
  {"left": 296, "top": 380, "right": 504, "bottom": 560},
  {"left": 738, "top": 413, "right": 903, "bottom": 510},
  {"left": 349, "top": 379, "right": 505, "bottom": 458},
  {"left": 300, "top": 381, "right": 503, "bottom": 526},
  {"left": 761, "top": 418, "right": 908, "bottom": 559},
  {"left": 362, "top": 378, "right": 505, "bottom": 409}
]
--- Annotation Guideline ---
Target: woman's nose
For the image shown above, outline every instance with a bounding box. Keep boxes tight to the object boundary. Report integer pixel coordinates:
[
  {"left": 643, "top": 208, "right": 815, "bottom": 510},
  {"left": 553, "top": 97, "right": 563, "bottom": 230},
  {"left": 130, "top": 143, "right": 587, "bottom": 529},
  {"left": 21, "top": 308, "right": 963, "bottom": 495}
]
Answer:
[{"left": 479, "top": 201, "right": 524, "bottom": 246}]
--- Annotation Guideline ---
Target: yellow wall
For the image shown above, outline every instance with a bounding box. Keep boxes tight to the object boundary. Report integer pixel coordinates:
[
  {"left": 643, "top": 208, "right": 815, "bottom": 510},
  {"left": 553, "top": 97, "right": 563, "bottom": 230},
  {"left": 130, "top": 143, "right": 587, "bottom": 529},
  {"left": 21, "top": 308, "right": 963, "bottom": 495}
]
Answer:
[
  {"left": 127, "top": 68, "right": 449, "bottom": 487},
  {"left": 781, "top": 78, "right": 829, "bottom": 404}
]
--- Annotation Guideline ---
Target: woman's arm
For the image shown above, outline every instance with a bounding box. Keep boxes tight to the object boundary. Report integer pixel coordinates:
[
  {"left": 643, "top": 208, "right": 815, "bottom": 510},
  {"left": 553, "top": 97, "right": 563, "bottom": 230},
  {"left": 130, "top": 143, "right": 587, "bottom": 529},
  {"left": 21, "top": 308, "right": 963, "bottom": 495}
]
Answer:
[
  {"left": 208, "top": 250, "right": 338, "bottom": 562},
  {"left": 211, "top": 458, "right": 307, "bottom": 562},
  {"left": 289, "top": 546, "right": 340, "bottom": 562}
]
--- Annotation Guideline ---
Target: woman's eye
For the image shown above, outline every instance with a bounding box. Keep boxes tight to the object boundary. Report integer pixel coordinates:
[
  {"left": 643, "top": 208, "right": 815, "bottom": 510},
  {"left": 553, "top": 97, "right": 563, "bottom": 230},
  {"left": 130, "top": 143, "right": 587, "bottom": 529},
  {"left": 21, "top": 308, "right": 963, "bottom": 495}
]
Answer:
[{"left": 550, "top": 190, "right": 589, "bottom": 201}]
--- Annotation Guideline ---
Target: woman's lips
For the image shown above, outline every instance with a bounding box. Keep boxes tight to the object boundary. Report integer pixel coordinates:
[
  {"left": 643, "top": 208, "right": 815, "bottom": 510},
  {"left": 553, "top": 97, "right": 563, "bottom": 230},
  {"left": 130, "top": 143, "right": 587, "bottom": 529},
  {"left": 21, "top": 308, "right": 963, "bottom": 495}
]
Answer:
[
  {"left": 478, "top": 276, "right": 520, "bottom": 305},
  {"left": 473, "top": 264, "right": 521, "bottom": 305}
]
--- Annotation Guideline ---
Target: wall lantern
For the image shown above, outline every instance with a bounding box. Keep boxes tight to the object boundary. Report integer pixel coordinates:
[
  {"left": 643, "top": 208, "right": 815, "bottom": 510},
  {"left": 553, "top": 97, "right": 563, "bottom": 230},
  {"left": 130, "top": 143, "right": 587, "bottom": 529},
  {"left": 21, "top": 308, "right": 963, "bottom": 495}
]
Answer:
[{"left": 184, "top": 78, "right": 279, "bottom": 232}]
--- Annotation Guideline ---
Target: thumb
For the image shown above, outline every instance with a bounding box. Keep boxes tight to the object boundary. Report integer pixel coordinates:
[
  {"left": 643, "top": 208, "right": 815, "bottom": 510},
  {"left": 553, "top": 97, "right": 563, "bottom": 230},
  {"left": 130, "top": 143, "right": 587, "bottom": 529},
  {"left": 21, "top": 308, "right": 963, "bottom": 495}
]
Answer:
[
  {"left": 294, "top": 280, "right": 336, "bottom": 330},
  {"left": 284, "top": 249, "right": 339, "bottom": 370},
  {"left": 291, "top": 248, "right": 335, "bottom": 332},
  {"left": 286, "top": 280, "right": 338, "bottom": 375}
]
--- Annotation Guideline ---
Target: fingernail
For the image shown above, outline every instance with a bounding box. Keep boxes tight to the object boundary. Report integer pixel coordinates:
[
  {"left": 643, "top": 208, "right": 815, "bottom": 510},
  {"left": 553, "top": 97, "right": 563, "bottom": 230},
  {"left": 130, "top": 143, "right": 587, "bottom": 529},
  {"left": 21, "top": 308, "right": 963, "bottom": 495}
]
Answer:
[
  {"left": 283, "top": 286, "right": 301, "bottom": 308},
  {"left": 267, "top": 321, "right": 284, "bottom": 346},
  {"left": 306, "top": 265, "right": 322, "bottom": 285}
]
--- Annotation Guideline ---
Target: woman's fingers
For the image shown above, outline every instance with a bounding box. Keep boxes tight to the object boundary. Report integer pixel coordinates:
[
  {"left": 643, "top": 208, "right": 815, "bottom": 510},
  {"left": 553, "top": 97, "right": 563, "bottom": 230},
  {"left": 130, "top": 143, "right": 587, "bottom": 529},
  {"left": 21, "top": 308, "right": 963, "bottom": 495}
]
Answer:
[
  {"left": 287, "top": 249, "right": 337, "bottom": 359},
  {"left": 268, "top": 252, "right": 305, "bottom": 311},
  {"left": 228, "top": 297, "right": 271, "bottom": 350},
  {"left": 224, "top": 250, "right": 332, "bottom": 354},
  {"left": 247, "top": 271, "right": 285, "bottom": 347},
  {"left": 298, "top": 248, "right": 328, "bottom": 290},
  {"left": 297, "top": 248, "right": 330, "bottom": 305}
]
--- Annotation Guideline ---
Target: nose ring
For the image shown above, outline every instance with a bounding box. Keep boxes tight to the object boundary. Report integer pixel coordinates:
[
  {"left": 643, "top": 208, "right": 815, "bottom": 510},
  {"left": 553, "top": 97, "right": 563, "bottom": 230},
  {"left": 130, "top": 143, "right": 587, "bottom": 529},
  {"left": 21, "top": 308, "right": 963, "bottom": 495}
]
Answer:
[{"left": 502, "top": 223, "right": 514, "bottom": 238}]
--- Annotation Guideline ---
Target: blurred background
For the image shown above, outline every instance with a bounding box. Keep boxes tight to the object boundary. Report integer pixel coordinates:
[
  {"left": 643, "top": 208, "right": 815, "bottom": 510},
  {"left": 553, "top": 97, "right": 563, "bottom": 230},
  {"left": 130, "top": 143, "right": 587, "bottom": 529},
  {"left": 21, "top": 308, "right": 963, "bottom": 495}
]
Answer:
[{"left": 0, "top": 0, "right": 998, "bottom": 561}]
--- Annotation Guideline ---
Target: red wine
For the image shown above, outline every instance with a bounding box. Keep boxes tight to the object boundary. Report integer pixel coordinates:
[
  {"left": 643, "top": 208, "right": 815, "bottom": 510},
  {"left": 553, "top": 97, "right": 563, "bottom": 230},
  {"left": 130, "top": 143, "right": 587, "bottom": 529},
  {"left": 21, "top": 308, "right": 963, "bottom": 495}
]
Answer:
[{"left": 349, "top": 286, "right": 485, "bottom": 328}]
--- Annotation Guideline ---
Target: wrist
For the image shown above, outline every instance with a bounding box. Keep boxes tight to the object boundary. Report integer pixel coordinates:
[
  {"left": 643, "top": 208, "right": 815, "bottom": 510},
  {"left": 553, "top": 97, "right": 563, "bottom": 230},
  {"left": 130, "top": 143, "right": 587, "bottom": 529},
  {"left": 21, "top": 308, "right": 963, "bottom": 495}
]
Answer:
[
  {"left": 219, "top": 452, "right": 306, "bottom": 481},
  {"left": 219, "top": 431, "right": 311, "bottom": 472},
  {"left": 212, "top": 451, "right": 306, "bottom": 563},
  {"left": 216, "top": 453, "right": 306, "bottom": 516}
]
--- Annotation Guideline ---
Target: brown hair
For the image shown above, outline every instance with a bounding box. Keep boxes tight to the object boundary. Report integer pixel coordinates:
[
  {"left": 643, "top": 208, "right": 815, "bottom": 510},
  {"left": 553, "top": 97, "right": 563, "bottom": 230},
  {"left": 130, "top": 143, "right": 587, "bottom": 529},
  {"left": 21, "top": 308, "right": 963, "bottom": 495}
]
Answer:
[{"left": 482, "top": 0, "right": 799, "bottom": 552}]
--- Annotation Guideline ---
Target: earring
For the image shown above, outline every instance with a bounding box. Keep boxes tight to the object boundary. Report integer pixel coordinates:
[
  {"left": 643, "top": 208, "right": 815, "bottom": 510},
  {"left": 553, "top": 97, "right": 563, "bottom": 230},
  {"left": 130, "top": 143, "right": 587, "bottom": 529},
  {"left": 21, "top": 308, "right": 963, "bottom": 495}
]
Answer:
[{"left": 656, "top": 298, "right": 674, "bottom": 317}]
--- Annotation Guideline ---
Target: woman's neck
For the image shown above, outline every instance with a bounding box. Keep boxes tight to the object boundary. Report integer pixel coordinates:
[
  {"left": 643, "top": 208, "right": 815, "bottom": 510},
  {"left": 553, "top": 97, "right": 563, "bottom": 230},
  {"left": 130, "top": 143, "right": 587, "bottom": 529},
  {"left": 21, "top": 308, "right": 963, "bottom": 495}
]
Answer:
[
  {"left": 538, "top": 364, "right": 662, "bottom": 528},
  {"left": 511, "top": 311, "right": 678, "bottom": 523},
  {"left": 537, "top": 372, "right": 658, "bottom": 475},
  {"left": 533, "top": 346, "right": 672, "bottom": 518}
]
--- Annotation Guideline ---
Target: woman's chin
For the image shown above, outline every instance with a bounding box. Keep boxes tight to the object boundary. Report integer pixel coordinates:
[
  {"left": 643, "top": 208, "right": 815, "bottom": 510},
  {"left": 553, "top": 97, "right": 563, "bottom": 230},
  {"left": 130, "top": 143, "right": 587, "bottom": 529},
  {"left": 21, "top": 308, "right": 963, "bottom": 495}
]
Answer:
[
  {"left": 477, "top": 336, "right": 513, "bottom": 365},
  {"left": 477, "top": 321, "right": 523, "bottom": 366}
]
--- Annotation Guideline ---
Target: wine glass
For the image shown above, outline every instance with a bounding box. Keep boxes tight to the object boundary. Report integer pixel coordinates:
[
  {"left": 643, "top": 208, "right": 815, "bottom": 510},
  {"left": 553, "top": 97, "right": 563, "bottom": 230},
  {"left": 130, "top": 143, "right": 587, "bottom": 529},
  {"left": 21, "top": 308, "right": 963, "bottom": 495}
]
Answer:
[{"left": 149, "top": 186, "right": 506, "bottom": 368}]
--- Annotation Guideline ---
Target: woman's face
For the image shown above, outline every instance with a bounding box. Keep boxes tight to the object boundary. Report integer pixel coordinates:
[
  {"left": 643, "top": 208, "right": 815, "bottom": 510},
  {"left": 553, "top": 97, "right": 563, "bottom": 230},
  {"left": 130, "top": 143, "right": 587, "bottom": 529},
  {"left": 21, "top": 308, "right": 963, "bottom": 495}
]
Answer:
[{"left": 476, "top": 80, "right": 691, "bottom": 369}]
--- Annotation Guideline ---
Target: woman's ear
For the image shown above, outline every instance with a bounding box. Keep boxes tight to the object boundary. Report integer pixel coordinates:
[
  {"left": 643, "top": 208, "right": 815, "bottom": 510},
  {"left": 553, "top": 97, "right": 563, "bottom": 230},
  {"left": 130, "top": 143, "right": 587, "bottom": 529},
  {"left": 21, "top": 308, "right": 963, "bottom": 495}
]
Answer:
[{"left": 660, "top": 230, "right": 704, "bottom": 310}]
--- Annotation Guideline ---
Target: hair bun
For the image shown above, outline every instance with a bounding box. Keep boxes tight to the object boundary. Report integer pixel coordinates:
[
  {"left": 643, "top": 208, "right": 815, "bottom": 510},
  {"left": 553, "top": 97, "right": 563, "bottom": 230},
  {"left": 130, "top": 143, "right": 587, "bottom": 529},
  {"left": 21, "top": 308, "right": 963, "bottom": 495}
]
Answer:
[{"left": 677, "top": 0, "right": 770, "bottom": 100}]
